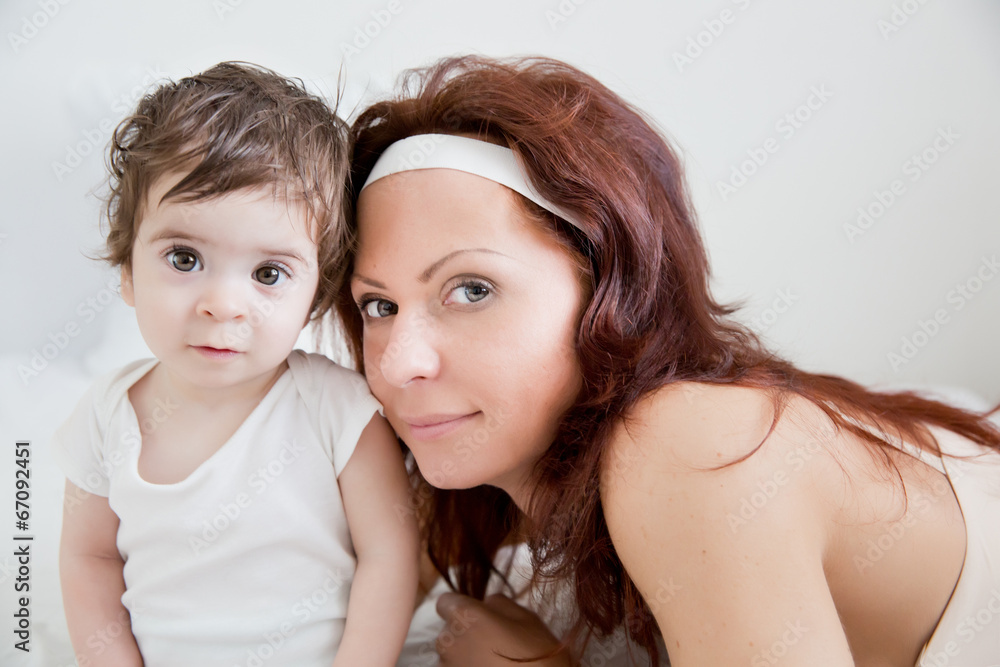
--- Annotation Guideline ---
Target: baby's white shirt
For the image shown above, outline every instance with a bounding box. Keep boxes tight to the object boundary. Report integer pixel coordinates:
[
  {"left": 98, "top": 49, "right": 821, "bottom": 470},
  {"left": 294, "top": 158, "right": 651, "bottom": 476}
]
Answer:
[{"left": 52, "top": 350, "right": 382, "bottom": 667}]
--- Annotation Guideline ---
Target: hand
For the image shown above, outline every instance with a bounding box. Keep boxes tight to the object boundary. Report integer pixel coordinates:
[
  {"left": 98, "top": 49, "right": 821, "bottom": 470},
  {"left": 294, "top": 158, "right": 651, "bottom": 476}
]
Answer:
[{"left": 434, "top": 592, "right": 575, "bottom": 666}]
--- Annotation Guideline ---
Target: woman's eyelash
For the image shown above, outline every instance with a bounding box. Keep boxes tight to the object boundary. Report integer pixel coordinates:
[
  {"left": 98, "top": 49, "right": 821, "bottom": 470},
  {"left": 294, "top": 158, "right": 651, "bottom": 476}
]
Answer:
[
  {"left": 451, "top": 278, "right": 494, "bottom": 296},
  {"left": 355, "top": 295, "right": 387, "bottom": 311},
  {"left": 353, "top": 277, "right": 494, "bottom": 318}
]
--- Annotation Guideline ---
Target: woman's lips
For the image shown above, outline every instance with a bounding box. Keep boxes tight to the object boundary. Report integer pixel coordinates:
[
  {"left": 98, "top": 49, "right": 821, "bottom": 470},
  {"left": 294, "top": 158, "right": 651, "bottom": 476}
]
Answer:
[{"left": 403, "top": 412, "right": 480, "bottom": 441}]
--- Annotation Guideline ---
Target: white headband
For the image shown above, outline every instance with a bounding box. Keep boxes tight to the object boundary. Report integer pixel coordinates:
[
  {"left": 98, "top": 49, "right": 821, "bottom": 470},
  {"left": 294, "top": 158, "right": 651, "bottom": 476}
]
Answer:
[{"left": 359, "top": 133, "right": 583, "bottom": 229}]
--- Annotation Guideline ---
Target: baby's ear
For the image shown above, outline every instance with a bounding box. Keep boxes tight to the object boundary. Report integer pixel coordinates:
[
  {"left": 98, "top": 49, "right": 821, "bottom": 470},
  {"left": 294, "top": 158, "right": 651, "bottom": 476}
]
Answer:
[{"left": 120, "top": 265, "right": 135, "bottom": 307}]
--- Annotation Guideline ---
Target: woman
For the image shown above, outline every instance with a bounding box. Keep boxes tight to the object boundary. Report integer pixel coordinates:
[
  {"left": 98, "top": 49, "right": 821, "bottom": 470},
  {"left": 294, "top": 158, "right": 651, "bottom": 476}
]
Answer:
[{"left": 335, "top": 56, "right": 1000, "bottom": 666}]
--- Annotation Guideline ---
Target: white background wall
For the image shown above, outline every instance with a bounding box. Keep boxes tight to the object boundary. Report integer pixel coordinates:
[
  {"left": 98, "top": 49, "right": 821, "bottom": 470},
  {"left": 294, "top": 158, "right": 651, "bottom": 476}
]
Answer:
[{"left": 0, "top": 0, "right": 997, "bottom": 664}]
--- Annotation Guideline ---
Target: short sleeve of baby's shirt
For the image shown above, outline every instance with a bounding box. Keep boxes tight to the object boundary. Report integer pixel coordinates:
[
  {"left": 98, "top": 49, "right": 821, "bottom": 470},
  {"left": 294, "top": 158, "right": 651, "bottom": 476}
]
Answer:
[
  {"left": 49, "top": 359, "right": 156, "bottom": 497},
  {"left": 286, "top": 350, "right": 384, "bottom": 477}
]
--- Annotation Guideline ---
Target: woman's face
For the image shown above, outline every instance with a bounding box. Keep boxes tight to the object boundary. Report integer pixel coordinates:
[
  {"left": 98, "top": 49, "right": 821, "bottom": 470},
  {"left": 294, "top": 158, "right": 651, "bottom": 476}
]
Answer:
[{"left": 351, "top": 168, "right": 586, "bottom": 503}]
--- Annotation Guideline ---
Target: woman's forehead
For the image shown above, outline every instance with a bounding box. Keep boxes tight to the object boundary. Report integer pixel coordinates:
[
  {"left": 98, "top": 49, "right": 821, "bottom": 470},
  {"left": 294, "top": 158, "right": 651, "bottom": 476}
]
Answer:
[
  {"left": 356, "top": 169, "right": 531, "bottom": 242},
  {"left": 359, "top": 168, "right": 515, "bottom": 209},
  {"left": 352, "top": 171, "right": 577, "bottom": 280}
]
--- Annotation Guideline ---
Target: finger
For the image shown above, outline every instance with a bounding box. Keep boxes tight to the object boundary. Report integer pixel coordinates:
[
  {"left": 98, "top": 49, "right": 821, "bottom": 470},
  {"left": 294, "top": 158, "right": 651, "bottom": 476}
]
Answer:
[
  {"left": 435, "top": 632, "right": 455, "bottom": 662},
  {"left": 435, "top": 591, "right": 479, "bottom": 621},
  {"left": 484, "top": 592, "right": 535, "bottom": 620},
  {"left": 435, "top": 594, "right": 483, "bottom": 662}
]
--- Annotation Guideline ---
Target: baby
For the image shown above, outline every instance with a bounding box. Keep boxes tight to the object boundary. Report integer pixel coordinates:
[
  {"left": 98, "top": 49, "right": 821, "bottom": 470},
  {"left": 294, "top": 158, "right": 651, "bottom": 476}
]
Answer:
[{"left": 52, "top": 62, "right": 419, "bottom": 666}]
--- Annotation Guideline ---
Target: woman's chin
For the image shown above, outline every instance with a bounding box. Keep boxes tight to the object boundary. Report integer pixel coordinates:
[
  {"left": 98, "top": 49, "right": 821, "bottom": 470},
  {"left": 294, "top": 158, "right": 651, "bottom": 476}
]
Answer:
[{"left": 410, "top": 453, "right": 487, "bottom": 490}]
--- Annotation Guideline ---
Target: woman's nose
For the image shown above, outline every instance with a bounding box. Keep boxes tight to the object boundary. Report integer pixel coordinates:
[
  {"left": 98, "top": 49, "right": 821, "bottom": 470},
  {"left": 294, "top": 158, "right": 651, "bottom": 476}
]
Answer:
[{"left": 377, "top": 312, "right": 441, "bottom": 387}]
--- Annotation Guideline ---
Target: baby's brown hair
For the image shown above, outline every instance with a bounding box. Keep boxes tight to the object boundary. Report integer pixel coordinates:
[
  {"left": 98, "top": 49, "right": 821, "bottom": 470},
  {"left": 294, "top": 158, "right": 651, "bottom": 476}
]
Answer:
[{"left": 103, "top": 61, "right": 349, "bottom": 321}]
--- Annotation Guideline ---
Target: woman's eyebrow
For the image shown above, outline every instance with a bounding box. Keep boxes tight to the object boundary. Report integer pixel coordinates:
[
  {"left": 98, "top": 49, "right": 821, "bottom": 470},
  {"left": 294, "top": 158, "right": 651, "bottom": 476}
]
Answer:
[
  {"left": 353, "top": 275, "right": 387, "bottom": 289},
  {"left": 353, "top": 248, "right": 510, "bottom": 289},
  {"left": 418, "top": 248, "right": 507, "bottom": 282}
]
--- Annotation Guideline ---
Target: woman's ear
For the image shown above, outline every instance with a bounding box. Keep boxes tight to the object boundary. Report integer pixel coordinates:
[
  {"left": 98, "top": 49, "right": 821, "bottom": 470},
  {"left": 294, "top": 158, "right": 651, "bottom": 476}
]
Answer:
[{"left": 120, "top": 264, "right": 134, "bottom": 307}]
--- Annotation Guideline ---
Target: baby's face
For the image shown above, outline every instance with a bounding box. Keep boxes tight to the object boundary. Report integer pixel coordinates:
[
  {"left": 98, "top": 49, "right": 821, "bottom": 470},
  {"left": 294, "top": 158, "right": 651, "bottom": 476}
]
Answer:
[{"left": 121, "top": 172, "right": 319, "bottom": 393}]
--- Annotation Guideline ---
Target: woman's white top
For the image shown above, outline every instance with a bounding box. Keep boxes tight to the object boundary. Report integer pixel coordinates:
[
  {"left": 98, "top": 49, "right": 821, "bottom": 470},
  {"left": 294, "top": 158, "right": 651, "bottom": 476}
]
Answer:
[{"left": 916, "top": 425, "right": 1000, "bottom": 667}]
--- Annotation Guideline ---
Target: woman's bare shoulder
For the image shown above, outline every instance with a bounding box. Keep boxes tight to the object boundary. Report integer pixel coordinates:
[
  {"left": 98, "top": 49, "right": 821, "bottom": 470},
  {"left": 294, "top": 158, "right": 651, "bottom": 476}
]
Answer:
[
  {"left": 601, "top": 381, "right": 851, "bottom": 511},
  {"left": 604, "top": 380, "right": 852, "bottom": 470},
  {"left": 606, "top": 381, "right": 780, "bottom": 471},
  {"left": 598, "top": 381, "right": 856, "bottom": 665}
]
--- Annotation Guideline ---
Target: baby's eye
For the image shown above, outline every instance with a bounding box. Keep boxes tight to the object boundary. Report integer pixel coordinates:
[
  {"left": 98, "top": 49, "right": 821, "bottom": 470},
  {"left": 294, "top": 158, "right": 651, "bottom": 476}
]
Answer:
[
  {"left": 447, "top": 282, "right": 491, "bottom": 305},
  {"left": 254, "top": 265, "right": 286, "bottom": 286},
  {"left": 361, "top": 299, "right": 398, "bottom": 319},
  {"left": 167, "top": 249, "right": 200, "bottom": 272}
]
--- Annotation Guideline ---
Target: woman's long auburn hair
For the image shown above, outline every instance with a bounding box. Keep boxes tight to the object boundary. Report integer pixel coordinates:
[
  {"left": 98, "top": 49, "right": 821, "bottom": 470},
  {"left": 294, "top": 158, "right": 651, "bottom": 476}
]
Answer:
[{"left": 335, "top": 55, "right": 1000, "bottom": 663}]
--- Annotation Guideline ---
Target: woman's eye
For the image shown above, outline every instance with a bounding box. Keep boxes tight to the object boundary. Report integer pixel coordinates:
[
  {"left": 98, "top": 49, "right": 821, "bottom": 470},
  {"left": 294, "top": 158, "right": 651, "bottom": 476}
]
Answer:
[
  {"left": 448, "top": 282, "right": 491, "bottom": 305},
  {"left": 167, "top": 249, "right": 200, "bottom": 272},
  {"left": 362, "top": 299, "right": 398, "bottom": 319},
  {"left": 254, "top": 265, "right": 286, "bottom": 286}
]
